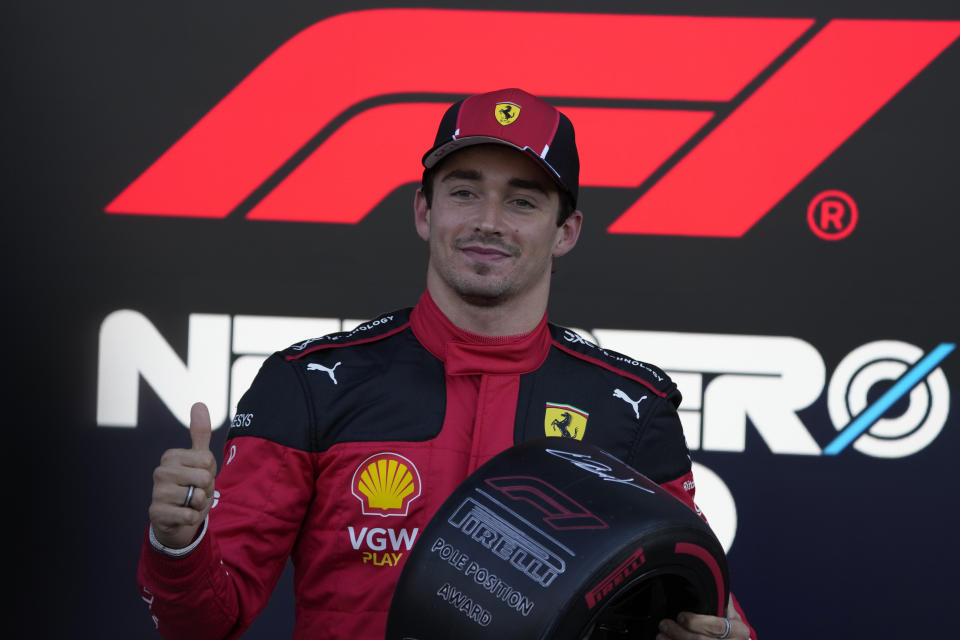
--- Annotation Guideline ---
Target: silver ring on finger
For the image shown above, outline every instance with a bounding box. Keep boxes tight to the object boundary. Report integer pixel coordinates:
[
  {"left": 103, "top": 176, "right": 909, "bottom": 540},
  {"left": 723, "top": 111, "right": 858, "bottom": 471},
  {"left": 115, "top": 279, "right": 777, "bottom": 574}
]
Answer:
[
  {"left": 718, "top": 617, "right": 731, "bottom": 639},
  {"left": 183, "top": 485, "right": 196, "bottom": 508}
]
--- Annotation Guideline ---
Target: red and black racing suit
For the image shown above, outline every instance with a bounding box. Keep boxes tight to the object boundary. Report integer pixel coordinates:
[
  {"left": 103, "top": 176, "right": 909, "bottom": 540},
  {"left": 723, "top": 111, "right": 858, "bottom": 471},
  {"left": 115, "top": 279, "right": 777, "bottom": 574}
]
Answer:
[{"left": 138, "top": 291, "right": 755, "bottom": 638}]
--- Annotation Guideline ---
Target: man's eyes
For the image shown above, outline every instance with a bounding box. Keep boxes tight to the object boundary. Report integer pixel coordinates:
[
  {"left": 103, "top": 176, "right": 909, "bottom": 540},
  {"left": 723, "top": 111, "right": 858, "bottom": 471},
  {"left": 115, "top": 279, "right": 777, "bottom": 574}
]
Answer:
[{"left": 445, "top": 190, "right": 541, "bottom": 209}]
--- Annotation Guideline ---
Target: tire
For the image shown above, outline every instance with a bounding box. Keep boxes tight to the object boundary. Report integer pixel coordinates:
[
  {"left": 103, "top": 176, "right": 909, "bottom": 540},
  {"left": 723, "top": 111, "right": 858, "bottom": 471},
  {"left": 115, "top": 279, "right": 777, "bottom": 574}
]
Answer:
[{"left": 386, "top": 437, "right": 728, "bottom": 640}]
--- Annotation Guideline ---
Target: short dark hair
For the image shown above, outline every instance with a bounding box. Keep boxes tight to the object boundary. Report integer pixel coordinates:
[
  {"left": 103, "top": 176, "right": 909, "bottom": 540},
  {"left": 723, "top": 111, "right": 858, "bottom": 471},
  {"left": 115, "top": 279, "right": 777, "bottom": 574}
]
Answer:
[{"left": 420, "top": 165, "right": 575, "bottom": 227}]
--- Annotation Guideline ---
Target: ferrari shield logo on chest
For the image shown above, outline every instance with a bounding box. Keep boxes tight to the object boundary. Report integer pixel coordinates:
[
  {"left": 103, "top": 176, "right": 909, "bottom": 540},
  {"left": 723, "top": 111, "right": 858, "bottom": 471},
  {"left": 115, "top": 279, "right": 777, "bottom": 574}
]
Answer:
[
  {"left": 494, "top": 101, "right": 520, "bottom": 125},
  {"left": 544, "top": 403, "right": 589, "bottom": 440}
]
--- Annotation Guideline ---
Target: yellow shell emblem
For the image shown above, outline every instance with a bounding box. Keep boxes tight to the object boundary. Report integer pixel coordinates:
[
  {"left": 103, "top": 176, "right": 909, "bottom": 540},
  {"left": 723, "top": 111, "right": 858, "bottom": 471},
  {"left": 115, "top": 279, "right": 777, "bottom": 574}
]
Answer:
[
  {"left": 351, "top": 452, "right": 422, "bottom": 517},
  {"left": 494, "top": 101, "right": 521, "bottom": 125},
  {"left": 544, "top": 403, "right": 589, "bottom": 441}
]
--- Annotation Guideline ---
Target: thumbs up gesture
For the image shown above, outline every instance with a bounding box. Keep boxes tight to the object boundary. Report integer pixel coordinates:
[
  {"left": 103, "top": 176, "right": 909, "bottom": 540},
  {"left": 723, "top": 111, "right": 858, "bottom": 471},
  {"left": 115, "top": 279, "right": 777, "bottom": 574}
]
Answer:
[{"left": 148, "top": 402, "right": 219, "bottom": 550}]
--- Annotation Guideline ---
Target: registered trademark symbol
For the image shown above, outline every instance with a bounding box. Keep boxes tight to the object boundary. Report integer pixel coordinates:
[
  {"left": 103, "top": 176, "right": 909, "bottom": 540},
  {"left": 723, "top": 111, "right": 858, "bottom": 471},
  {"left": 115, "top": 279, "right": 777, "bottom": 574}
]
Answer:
[{"left": 807, "top": 190, "right": 858, "bottom": 240}]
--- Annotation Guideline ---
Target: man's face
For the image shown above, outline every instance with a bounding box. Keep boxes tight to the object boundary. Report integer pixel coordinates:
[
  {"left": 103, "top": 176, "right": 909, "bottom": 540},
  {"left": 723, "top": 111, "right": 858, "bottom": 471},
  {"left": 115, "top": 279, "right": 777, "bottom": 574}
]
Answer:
[{"left": 414, "top": 144, "right": 581, "bottom": 308}]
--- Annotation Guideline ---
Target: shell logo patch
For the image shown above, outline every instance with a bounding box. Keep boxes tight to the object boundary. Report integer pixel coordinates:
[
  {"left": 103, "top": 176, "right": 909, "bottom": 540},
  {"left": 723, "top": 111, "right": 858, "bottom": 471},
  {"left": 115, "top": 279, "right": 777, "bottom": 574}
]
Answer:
[
  {"left": 351, "top": 452, "right": 422, "bottom": 517},
  {"left": 494, "top": 101, "right": 521, "bottom": 125},
  {"left": 545, "top": 403, "right": 589, "bottom": 440}
]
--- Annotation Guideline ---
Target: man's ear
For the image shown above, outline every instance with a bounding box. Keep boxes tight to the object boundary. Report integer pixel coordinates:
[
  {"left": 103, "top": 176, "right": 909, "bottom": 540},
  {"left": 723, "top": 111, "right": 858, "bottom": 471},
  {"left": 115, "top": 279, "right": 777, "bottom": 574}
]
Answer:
[
  {"left": 414, "top": 188, "right": 431, "bottom": 242},
  {"left": 553, "top": 210, "right": 583, "bottom": 258}
]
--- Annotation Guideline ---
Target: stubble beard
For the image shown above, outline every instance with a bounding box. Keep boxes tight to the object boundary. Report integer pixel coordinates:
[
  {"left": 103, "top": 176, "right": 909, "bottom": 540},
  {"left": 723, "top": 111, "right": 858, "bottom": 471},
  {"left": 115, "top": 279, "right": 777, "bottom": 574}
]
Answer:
[{"left": 448, "top": 266, "right": 513, "bottom": 307}]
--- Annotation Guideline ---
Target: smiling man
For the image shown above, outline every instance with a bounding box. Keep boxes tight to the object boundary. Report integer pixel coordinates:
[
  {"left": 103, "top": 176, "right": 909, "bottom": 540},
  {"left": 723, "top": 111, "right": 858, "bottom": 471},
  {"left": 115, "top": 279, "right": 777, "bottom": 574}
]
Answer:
[
  {"left": 138, "top": 88, "right": 755, "bottom": 640},
  {"left": 415, "top": 143, "right": 581, "bottom": 333}
]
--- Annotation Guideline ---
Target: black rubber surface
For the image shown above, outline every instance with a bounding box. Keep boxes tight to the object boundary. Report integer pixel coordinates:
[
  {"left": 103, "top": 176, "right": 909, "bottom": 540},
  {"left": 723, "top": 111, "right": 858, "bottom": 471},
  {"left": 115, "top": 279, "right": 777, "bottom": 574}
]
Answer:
[{"left": 386, "top": 437, "right": 728, "bottom": 639}]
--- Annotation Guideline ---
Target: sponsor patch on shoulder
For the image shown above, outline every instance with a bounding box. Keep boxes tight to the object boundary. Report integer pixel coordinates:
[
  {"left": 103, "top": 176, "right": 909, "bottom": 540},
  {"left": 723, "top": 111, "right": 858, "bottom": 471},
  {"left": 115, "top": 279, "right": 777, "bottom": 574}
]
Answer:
[{"left": 551, "top": 325, "right": 672, "bottom": 397}]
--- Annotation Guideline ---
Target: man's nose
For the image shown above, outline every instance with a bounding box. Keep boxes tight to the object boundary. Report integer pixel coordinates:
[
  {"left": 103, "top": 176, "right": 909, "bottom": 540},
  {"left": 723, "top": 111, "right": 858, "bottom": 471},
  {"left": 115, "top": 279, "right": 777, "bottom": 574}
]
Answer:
[{"left": 475, "top": 200, "right": 504, "bottom": 233}]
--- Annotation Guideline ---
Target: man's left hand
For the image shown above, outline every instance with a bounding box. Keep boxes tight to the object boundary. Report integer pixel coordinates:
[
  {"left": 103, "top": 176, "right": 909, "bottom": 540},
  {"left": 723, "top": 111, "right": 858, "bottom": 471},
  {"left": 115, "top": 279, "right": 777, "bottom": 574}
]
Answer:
[{"left": 657, "top": 596, "right": 750, "bottom": 640}]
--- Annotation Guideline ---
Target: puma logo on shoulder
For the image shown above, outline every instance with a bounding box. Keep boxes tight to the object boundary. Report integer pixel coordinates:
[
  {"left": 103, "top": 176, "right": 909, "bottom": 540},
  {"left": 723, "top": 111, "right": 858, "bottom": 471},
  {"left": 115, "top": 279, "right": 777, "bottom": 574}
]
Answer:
[
  {"left": 613, "top": 388, "right": 647, "bottom": 419},
  {"left": 307, "top": 361, "right": 341, "bottom": 384}
]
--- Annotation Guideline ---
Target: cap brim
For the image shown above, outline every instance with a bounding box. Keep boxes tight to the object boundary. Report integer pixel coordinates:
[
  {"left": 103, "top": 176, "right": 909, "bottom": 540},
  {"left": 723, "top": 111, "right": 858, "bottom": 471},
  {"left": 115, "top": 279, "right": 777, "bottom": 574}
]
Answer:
[{"left": 422, "top": 136, "right": 564, "bottom": 185}]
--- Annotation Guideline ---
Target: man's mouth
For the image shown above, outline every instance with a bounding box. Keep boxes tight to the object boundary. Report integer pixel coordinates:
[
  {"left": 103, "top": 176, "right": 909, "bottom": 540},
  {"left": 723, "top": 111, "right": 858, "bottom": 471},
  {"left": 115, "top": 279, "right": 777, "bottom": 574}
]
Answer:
[
  {"left": 455, "top": 235, "right": 519, "bottom": 263},
  {"left": 459, "top": 245, "right": 513, "bottom": 263}
]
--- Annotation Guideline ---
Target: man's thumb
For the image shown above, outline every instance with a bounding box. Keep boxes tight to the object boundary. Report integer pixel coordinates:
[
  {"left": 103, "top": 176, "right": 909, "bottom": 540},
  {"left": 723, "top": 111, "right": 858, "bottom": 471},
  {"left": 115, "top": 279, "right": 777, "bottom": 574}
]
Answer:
[{"left": 189, "top": 402, "right": 212, "bottom": 451}]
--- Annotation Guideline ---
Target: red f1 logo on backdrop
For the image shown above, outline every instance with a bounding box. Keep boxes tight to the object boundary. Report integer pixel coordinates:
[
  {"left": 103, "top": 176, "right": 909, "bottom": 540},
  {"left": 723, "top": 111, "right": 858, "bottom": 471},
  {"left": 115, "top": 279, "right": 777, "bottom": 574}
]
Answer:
[{"left": 105, "top": 10, "right": 960, "bottom": 237}]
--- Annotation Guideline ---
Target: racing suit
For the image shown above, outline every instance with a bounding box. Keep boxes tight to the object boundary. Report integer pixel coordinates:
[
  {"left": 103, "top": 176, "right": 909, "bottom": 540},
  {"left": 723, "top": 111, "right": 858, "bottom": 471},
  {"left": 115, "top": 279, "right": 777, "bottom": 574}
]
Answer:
[{"left": 138, "top": 291, "right": 755, "bottom": 638}]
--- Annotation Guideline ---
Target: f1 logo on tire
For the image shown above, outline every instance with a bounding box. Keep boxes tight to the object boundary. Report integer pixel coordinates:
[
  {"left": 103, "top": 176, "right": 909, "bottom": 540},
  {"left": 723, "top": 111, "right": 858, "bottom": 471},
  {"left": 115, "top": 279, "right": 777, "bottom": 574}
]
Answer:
[
  {"left": 105, "top": 10, "right": 960, "bottom": 237},
  {"left": 485, "top": 476, "right": 608, "bottom": 531}
]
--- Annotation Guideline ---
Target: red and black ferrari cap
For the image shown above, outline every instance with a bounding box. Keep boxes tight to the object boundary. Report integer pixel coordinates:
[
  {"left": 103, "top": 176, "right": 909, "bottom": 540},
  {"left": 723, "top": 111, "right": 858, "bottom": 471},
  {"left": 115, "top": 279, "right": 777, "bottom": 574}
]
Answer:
[{"left": 422, "top": 88, "right": 580, "bottom": 206}]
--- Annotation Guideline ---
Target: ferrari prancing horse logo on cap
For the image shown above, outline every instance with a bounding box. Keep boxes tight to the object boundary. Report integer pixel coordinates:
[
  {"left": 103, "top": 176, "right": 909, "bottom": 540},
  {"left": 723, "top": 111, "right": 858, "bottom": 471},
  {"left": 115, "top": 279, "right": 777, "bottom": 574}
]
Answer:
[{"left": 495, "top": 102, "right": 520, "bottom": 125}]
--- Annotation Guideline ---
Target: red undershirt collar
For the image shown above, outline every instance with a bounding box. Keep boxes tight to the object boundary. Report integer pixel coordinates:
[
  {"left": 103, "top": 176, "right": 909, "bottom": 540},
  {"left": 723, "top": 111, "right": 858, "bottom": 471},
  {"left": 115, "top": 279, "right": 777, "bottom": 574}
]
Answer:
[{"left": 410, "top": 290, "right": 552, "bottom": 376}]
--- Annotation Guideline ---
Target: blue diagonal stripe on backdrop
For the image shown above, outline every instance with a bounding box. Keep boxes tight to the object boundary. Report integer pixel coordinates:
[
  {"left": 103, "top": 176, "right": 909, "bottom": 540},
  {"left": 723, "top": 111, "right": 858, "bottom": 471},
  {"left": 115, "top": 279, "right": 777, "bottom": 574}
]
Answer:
[{"left": 823, "top": 342, "right": 955, "bottom": 455}]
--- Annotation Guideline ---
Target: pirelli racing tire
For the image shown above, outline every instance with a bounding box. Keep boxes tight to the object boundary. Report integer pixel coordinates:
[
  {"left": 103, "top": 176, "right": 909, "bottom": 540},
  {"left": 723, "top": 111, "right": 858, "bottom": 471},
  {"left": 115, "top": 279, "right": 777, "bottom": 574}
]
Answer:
[{"left": 385, "top": 438, "right": 728, "bottom": 640}]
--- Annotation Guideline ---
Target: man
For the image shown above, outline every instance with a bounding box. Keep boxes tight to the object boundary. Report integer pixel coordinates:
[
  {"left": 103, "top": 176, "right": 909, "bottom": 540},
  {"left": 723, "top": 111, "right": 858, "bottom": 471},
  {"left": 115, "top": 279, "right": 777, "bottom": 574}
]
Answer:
[{"left": 140, "top": 88, "right": 754, "bottom": 639}]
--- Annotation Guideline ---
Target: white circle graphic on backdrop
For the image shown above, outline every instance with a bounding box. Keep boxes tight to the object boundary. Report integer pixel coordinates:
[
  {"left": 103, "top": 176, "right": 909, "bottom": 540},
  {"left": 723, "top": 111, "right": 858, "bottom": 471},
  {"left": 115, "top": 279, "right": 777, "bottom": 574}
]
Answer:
[
  {"left": 692, "top": 462, "right": 736, "bottom": 553},
  {"left": 827, "top": 340, "right": 950, "bottom": 458}
]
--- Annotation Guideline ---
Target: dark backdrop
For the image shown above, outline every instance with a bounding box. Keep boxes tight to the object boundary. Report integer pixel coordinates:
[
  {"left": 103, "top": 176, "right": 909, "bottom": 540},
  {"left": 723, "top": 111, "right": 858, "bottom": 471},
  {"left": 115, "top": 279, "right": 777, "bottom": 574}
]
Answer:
[{"left": 8, "top": 1, "right": 958, "bottom": 637}]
